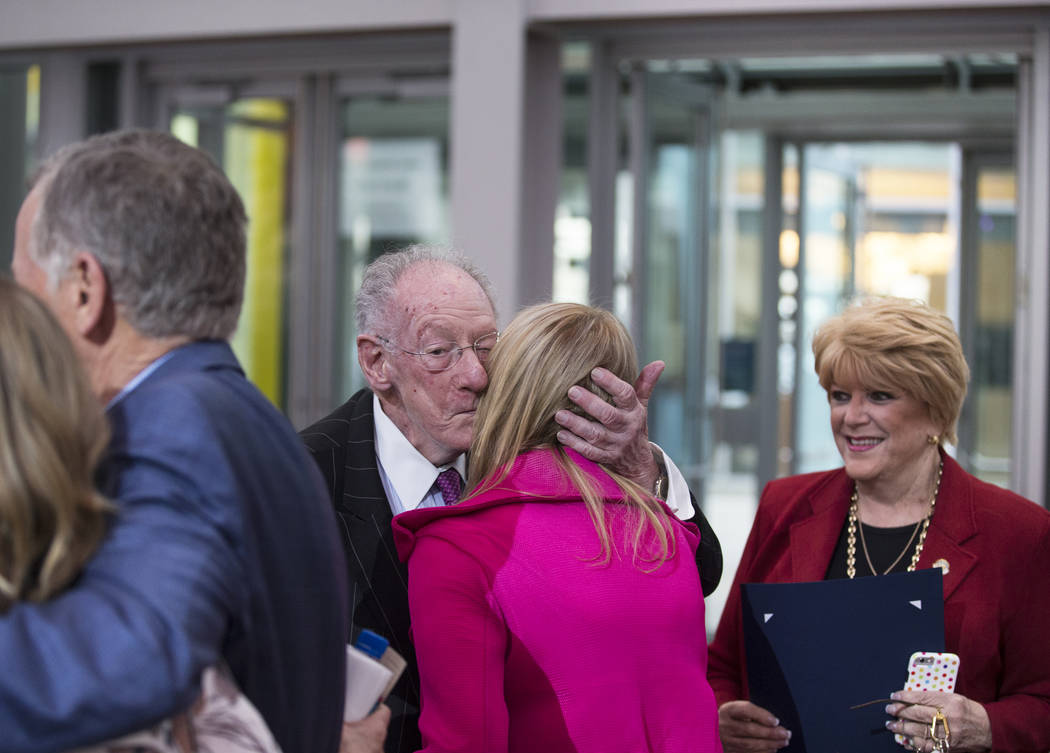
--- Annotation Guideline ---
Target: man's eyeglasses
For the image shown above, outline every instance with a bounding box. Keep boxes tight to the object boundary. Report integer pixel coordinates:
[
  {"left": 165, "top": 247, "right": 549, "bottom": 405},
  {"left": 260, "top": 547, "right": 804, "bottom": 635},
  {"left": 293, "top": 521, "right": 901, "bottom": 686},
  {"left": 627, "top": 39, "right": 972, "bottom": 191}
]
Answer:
[{"left": 377, "top": 331, "right": 500, "bottom": 372}]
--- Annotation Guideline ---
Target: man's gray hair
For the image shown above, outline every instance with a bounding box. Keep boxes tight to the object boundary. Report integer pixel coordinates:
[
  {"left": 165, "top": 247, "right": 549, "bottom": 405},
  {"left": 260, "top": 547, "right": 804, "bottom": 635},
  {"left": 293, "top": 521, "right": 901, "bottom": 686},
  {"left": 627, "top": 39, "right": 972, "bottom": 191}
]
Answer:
[
  {"left": 355, "top": 245, "right": 497, "bottom": 336},
  {"left": 29, "top": 129, "right": 247, "bottom": 341}
]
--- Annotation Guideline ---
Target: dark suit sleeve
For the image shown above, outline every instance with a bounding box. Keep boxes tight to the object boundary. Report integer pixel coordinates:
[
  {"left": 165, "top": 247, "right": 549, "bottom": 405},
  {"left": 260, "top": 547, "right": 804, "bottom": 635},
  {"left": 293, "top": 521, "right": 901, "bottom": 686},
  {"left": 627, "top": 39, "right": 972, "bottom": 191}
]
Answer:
[
  {"left": 0, "top": 395, "right": 241, "bottom": 752},
  {"left": 707, "top": 484, "right": 773, "bottom": 707},
  {"left": 300, "top": 390, "right": 424, "bottom": 753},
  {"left": 682, "top": 493, "right": 723, "bottom": 598}
]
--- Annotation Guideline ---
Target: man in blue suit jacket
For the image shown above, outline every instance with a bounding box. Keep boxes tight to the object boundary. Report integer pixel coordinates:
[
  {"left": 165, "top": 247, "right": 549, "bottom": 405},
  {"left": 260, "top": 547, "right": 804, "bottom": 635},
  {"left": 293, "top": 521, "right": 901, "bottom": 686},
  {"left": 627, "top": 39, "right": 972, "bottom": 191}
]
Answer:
[{"left": 7, "top": 130, "right": 366, "bottom": 753}]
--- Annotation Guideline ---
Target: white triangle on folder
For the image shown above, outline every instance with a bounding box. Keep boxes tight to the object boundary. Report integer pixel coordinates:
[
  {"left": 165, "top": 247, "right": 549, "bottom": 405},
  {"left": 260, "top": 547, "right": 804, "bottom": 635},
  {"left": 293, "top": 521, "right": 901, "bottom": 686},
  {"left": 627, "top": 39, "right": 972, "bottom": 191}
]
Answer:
[
  {"left": 909, "top": 600, "right": 923, "bottom": 610},
  {"left": 764, "top": 613, "right": 774, "bottom": 623}
]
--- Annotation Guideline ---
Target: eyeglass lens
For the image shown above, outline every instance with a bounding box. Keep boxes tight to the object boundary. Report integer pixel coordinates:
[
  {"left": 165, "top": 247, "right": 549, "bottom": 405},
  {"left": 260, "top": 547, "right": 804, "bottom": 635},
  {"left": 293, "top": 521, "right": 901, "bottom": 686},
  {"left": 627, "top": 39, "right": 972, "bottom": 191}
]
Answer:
[{"left": 420, "top": 332, "right": 498, "bottom": 371}]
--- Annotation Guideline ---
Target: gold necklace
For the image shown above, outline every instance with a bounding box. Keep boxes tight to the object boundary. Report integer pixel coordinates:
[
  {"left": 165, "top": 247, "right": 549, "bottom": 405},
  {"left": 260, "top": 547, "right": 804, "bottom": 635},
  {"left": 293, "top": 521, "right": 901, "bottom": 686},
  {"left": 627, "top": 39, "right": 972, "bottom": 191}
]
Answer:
[{"left": 846, "top": 460, "right": 943, "bottom": 579}]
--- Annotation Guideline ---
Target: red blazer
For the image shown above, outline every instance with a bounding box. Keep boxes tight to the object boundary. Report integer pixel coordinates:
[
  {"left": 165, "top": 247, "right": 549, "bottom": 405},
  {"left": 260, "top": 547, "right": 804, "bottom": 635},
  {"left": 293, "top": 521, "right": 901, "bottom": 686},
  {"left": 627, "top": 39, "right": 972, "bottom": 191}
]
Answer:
[{"left": 708, "top": 452, "right": 1050, "bottom": 752}]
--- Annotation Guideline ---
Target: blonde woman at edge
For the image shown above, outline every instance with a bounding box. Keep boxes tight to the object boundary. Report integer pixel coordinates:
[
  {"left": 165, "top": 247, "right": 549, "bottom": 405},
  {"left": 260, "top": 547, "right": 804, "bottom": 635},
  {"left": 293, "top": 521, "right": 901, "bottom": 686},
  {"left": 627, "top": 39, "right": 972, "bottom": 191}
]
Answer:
[
  {"left": 393, "top": 302, "right": 722, "bottom": 753},
  {"left": 0, "top": 277, "right": 279, "bottom": 753},
  {"left": 708, "top": 297, "right": 1050, "bottom": 753}
]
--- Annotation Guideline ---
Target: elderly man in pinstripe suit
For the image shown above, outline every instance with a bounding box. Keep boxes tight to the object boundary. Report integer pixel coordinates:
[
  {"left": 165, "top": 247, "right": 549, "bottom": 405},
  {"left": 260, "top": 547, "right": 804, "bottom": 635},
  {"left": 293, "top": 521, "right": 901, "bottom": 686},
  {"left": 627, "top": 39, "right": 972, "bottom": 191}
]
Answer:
[{"left": 300, "top": 245, "right": 722, "bottom": 753}]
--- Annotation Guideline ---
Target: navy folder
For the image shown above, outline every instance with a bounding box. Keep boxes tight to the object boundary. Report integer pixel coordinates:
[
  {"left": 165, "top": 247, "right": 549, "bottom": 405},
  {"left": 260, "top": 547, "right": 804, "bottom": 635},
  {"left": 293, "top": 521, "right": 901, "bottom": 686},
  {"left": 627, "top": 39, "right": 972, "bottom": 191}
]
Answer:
[{"left": 741, "top": 568, "right": 944, "bottom": 753}]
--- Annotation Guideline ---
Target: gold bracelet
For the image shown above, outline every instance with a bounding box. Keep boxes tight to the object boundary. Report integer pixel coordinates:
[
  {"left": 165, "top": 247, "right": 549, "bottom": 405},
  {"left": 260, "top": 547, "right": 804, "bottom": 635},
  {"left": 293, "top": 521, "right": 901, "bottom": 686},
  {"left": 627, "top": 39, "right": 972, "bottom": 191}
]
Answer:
[{"left": 931, "top": 708, "right": 950, "bottom": 752}]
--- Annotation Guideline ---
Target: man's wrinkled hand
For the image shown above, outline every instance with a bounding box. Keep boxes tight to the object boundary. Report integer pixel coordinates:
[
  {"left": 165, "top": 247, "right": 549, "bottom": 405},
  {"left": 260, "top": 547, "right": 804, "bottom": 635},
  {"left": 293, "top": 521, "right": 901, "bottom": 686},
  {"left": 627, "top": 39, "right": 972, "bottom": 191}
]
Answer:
[{"left": 555, "top": 361, "right": 665, "bottom": 489}]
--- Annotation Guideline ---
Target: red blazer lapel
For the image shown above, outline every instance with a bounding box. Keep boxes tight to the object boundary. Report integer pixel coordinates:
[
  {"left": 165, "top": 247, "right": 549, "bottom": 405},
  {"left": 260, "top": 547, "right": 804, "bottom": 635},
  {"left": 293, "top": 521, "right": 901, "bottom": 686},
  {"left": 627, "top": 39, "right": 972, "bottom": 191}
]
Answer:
[
  {"left": 790, "top": 469, "right": 853, "bottom": 581},
  {"left": 917, "top": 453, "right": 979, "bottom": 602}
]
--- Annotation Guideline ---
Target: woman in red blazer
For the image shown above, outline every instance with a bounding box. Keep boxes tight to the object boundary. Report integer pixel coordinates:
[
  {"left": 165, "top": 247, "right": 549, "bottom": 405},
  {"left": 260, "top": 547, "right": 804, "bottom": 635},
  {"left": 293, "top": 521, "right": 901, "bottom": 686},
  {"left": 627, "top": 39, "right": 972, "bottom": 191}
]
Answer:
[{"left": 707, "top": 297, "right": 1050, "bottom": 753}]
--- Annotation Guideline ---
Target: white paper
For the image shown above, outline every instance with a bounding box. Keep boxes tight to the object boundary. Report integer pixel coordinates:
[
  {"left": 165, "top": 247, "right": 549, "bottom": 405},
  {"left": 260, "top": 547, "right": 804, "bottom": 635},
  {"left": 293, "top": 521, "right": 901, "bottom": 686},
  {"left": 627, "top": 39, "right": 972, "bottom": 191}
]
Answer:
[{"left": 343, "top": 644, "right": 394, "bottom": 722}]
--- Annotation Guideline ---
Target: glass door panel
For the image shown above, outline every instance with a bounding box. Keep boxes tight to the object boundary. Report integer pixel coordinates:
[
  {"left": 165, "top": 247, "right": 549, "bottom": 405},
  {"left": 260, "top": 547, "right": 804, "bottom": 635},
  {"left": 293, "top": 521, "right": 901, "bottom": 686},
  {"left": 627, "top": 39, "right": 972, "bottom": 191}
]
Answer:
[
  {"left": 702, "top": 129, "right": 767, "bottom": 636},
  {"left": 641, "top": 82, "right": 706, "bottom": 475},
  {"left": 0, "top": 63, "right": 40, "bottom": 271},
  {"left": 627, "top": 73, "right": 779, "bottom": 636},
  {"left": 793, "top": 142, "right": 960, "bottom": 473},
  {"left": 967, "top": 157, "right": 1015, "bottom": 487},
  {"left": 776, "top": 143, "right": 801, "bottom": 479},
  {"left": 336, "top": 95, "right": 450, "bottom": 398},
  {"left": 553, "top": 42, "right": 592, "bottom": 305},
  {"left": 600, "top": 50, "right": 1017, "bottom": 638},
  {"left": 795, "top": 146, "right": 853, "bottom": 473},
  {"left": 619, "top": 71, "right": 716, "bottom": 507},
  {"left": 170, "top": 98, "right": 294, "bottom": 410}
]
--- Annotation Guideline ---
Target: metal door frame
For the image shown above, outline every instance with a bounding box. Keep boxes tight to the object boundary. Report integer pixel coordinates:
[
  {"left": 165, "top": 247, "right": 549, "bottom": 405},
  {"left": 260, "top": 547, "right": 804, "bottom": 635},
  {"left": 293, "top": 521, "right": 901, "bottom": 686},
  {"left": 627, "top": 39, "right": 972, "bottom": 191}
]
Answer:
[{"left": 584, "top": 12, "right": 1046, "bottom": 501}]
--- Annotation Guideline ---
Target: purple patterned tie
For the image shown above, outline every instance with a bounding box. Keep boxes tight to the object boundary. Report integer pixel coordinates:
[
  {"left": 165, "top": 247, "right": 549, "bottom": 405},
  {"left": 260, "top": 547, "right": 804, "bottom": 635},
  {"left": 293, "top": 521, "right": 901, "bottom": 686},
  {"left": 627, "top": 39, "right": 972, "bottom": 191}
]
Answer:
[{"left": 435, "top": 468, "right": 463, "bottom": 505}]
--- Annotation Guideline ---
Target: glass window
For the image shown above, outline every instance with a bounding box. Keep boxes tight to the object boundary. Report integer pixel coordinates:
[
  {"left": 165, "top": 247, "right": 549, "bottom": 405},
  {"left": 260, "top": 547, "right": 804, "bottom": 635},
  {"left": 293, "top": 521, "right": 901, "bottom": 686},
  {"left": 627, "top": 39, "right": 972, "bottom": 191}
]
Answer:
[
  {"left": 971, "top": 164, "right": 1015, "bottom": 487},
  {"left": 171, "top": 98, "right": 294, "bottom": 409},
  {"left": 0, "top": 64, "right": 39, "bottom": 272},
  {"left": 591, "top": 50, "right": 1017, "bottom": 636},
  {"left": 25, "top": 64, "right": 40, "bottom": 175},
  {"left": 554, "top": 42, "right": 592, "bottom": 304},
  {"left": 336, "top": 95, "right": 451, "bottom": 398},
  {"left": 700, "top": 129, "right": 766, "bottom": 635},
  {"left": 795, "top": 142, "right": 958, "bottom": 474}
]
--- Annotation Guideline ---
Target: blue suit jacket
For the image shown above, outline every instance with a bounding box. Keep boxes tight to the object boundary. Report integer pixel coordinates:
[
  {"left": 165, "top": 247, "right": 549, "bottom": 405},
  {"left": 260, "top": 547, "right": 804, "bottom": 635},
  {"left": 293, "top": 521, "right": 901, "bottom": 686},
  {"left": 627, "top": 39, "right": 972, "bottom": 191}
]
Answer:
[{"left": 0, "top": 341, "right": 349, "bottom": 753}]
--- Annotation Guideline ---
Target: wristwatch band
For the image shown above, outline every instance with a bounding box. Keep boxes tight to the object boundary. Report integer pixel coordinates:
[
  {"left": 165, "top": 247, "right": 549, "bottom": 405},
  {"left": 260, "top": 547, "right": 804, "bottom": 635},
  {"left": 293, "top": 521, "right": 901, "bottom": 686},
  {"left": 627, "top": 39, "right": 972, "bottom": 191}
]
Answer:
[{"left": 653, "top": 472, "right": 667, "bottom": 499}]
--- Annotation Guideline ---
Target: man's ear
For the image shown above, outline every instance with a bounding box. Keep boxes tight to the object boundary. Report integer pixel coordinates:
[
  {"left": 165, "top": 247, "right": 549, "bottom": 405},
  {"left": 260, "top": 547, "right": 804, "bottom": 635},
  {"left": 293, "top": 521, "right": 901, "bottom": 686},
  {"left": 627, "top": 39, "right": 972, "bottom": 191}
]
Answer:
[
  {"left": 358, "top": 334, "right": 392, "bottom": 392},
  {"left": 69, "top": 251, "right": 113, "bottom": 341}
]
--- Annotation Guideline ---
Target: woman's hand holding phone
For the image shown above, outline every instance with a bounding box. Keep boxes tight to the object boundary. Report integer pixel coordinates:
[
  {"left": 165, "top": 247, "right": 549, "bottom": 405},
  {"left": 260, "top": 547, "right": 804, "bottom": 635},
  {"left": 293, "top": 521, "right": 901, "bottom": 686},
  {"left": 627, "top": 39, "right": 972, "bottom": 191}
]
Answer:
[{"left": 886, "top": 652, "right": 993, "bottom": 752}]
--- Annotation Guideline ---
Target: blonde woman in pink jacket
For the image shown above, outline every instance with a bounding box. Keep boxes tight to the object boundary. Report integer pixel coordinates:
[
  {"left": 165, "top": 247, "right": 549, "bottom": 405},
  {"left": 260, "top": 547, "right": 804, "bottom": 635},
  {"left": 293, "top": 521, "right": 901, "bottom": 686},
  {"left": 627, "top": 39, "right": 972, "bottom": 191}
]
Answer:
[{"left": 394, "top": 302, "right": 722, "bottom": 753}]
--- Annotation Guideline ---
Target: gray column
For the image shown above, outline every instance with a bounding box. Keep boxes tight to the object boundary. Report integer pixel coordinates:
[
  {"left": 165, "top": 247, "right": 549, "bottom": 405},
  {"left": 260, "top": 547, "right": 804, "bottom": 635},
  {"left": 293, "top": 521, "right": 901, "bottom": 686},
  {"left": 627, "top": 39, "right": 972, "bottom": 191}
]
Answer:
[
  {"left": 518, "top": 30, "right": 562, "bottom": 309},
  {"left": 450, "top": 0, "right": 526, "bottom": 323},
  {"left": 1014, "top": 28, "right": 1050, "bottom": 506},
  {"left": 586, "top": 40, "right": 617, "bottom": 309},
  {"left": 37, "top": 52, "right": 86, "bottom": 158}
]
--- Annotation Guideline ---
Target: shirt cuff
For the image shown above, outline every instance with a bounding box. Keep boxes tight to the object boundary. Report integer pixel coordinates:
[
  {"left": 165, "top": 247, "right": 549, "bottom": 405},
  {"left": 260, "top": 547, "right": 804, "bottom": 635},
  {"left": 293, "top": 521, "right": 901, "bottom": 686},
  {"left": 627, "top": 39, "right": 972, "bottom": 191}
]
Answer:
[{"left": 650, "top": 442, "right": 691, "bottom": 521}]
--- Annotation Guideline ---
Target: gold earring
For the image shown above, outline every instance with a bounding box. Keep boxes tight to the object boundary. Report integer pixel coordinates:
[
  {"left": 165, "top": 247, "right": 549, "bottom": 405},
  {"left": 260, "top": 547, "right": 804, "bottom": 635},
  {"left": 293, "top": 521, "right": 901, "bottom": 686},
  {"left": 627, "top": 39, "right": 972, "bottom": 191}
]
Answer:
[{"left": 927, "top": 434, "right": 940, "bottom": 445}]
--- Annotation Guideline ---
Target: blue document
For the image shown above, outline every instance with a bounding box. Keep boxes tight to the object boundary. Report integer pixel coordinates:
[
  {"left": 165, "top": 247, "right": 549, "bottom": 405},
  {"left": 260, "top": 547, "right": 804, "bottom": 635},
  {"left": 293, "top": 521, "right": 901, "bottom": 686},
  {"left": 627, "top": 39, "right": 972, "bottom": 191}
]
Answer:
[{"left": 742, "top": 568, "right": 944, "bottom": 753}]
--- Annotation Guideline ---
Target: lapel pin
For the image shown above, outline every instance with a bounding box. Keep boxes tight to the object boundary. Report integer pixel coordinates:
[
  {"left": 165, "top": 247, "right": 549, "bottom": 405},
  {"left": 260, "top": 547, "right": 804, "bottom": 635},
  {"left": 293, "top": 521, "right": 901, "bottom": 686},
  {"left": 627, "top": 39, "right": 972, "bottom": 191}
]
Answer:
[{"left": 933, "top": 558, "right": 950, "bottom": 575}]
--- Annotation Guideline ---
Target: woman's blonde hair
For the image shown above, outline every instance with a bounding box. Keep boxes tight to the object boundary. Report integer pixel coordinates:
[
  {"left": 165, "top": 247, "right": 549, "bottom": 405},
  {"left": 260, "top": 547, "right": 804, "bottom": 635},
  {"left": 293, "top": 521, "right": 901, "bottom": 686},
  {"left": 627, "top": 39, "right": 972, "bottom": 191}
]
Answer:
[
  {"left": 812, "top": 296, "right": 970, "bottom": 445},
  {"left": 0, "top": 277, "right": 111, "bottom": 611},
  {"left": 466, "top": 302, "right": 675, "bottom": 567}
]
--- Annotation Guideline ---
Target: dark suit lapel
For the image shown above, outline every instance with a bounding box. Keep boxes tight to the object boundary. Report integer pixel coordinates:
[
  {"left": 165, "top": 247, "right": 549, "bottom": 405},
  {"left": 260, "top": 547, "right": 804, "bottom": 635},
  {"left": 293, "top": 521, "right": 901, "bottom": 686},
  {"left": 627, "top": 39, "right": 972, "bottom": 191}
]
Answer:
[
  {"left": 339, "top": 394, "right": 421, "bottom": 753},
  {"left": 338, "top": 390, "right": 388, "bottom": 507},
  {"left": 338, "top": 392, "right": 411, "bottom": 633},
  {"left": 301, "top": 389, "right": 410, "bottom": 640}
]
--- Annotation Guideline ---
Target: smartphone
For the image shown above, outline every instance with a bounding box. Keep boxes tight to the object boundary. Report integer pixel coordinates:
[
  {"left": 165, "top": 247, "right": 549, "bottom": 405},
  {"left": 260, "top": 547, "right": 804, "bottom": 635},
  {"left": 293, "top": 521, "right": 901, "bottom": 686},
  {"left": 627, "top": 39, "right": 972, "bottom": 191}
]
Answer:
[{"left": 894, "top": 651, "right": 960, "bottom": 744}]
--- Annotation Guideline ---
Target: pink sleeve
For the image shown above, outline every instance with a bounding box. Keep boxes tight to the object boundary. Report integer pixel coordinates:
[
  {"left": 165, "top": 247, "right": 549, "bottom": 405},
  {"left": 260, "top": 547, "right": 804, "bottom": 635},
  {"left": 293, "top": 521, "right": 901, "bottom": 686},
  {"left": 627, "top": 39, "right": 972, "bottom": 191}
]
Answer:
[{"left": 407, "top": 534, "right": 509, "bottom": 753}]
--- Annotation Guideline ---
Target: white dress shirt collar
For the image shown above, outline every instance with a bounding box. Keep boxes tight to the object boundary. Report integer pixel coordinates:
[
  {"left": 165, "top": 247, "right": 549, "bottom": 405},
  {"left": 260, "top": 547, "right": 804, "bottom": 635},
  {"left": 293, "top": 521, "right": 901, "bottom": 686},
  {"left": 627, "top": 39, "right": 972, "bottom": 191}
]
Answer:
[{"left": 372, "top": 393, "right": 467, "bottom": 514}]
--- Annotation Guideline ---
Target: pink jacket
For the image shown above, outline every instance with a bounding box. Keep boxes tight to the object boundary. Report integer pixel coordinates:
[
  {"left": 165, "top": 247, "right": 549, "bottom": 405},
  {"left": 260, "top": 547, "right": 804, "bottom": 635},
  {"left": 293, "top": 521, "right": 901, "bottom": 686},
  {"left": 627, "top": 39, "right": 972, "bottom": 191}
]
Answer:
[{"left": 393, "top": 448, "right": 722, "bottom": 753}]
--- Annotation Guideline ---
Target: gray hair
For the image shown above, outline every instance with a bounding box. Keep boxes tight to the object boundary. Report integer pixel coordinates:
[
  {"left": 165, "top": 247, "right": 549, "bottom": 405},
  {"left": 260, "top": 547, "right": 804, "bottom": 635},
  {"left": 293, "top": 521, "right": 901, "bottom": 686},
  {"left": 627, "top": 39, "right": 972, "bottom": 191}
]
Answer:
[
  {"left": 29, "top": 129, "right": 247, "bottom": 340},
  {"left": 354, "top": 245, "right": 497, "bottom": 336}
]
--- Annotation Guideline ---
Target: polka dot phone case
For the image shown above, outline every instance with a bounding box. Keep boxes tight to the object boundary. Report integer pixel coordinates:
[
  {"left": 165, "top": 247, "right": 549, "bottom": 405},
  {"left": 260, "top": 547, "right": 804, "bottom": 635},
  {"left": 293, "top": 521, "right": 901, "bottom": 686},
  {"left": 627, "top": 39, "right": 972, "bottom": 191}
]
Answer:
[{"left": 894, "top": 651, "right": 960, "bottom": 745}]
